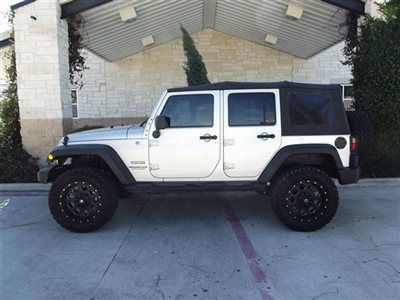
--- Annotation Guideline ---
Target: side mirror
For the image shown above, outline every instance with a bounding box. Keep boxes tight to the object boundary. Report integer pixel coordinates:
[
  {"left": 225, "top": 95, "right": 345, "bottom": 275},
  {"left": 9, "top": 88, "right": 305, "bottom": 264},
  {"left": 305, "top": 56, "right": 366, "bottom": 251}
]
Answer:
[
  {"left": 155, "top": 115, "right": 170, "bottom": 130},
  {"left": 153, "top": 115, "right": 170, "bottom": 138}
]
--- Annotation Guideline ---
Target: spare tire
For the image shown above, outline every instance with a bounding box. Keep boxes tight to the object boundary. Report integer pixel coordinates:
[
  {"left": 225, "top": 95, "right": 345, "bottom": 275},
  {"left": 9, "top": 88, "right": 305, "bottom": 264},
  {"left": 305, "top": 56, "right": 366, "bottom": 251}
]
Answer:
[{"left": 346, "top": 111, "right": 373, "bottom": 167}]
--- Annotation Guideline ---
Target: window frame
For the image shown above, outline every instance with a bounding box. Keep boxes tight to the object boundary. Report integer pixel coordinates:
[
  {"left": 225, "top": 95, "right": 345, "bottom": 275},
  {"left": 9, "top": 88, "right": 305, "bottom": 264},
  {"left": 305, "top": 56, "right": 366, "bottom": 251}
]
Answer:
[
  {"left": 160, "top": 93, "right": 215, "bottom": 128},
  {"left": 227, "top": 92, "right": 277, "bottom": 127},
  {"left": 71, "top": 89, "right": 79, "bottom": 119},
  {"left": 341, "top": 84, "right": 354, "bottom": 101}
]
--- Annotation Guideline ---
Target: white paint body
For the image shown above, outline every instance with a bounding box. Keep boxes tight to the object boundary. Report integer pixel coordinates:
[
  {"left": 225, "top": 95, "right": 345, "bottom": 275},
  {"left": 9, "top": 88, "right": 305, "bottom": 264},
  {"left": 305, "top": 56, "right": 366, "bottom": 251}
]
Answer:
[{"left": 63, "top": 90, "right": 350, "bottom": 182}]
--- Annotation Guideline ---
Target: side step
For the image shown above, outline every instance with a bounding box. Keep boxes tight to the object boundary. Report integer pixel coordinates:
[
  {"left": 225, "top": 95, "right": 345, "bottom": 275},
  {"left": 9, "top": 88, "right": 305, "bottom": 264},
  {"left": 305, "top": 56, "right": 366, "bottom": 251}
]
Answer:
[{"left": 125, "top": 181, "right": 266, "bottom": 193}]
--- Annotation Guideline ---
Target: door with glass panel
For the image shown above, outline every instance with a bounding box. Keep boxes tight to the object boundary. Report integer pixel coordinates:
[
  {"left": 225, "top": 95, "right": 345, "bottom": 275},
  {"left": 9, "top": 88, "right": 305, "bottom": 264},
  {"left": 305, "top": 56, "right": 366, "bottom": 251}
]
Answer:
[
  {"left": 149, "top": 91, "right": 220, "bottom": 179},
  {"left": 223, "top": 90, "right": 282, "bottom": 178}
]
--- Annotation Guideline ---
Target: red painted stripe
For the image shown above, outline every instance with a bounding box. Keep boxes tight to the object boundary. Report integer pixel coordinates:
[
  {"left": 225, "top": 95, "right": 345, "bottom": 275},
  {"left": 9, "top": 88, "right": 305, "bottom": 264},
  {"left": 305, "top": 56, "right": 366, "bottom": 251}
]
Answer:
[{"left": 223, "top": 201, "right": 273, "bottom": 300}]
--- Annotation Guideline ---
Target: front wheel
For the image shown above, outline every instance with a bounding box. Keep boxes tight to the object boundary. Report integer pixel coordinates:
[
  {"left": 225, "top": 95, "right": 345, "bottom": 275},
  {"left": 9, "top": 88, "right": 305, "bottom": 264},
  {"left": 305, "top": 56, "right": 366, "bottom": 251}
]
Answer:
[
  {"left": 49, "top": 167, "right": 118, "bottom": 233},
  {"left": 270, "top": 166, "right": 338, "bottom": 232}
]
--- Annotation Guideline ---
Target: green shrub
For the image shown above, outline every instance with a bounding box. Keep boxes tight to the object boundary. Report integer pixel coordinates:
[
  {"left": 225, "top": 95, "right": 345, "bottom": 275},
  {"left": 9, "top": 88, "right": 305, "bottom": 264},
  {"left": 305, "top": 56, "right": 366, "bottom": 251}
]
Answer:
[
  {"left": 0, "top": 148, "right": 38, "bottom": 183},
  {"left": 343, "top": 1, "right": 400, "bottom": 177},
  {"left": 68, "top": 15, "right": 88, "bottom": 89},
  {"left": 0, "top": 46, "right": 21, "bottom": 151},
  {"left": 0, "top": 36, "right": 38, "bottom": 183}
]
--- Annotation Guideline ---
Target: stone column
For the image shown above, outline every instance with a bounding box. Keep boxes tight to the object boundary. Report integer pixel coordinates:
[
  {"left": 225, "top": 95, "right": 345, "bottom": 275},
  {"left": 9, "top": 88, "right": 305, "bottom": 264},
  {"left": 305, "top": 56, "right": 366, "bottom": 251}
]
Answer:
[{"left": 14, "top": 0, "right": 72, "bottom": 162}]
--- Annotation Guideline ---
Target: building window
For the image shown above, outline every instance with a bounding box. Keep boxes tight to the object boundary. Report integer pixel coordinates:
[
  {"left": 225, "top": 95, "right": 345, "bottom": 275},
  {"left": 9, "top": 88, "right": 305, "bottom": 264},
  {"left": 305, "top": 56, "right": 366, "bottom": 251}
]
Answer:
[
  {"left": 0, "top": 81, "right": 8, "bottom": 100},
  {"left": 71, "top": 89, "right": 78, "bottom": 118},
  {"left": 342, "top": 84, "right": 355, "bottom": 110}
]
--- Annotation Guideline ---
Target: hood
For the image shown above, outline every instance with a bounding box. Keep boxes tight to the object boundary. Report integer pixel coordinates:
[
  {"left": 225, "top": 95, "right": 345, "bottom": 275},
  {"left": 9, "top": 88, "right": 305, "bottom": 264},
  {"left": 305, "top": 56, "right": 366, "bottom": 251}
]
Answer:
[
  {"left": 127, "top": 126, "right": 145, "bottom": 139},
  {"left": 65, "top": 125, "right": 132, "bottom": 143}
]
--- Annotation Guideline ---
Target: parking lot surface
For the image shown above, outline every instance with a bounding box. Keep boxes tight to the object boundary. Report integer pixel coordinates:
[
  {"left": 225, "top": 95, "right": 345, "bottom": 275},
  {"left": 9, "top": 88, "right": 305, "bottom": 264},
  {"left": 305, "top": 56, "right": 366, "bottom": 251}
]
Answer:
[{"left": 1, "top": 187, "right": 399, "bottom": 300}]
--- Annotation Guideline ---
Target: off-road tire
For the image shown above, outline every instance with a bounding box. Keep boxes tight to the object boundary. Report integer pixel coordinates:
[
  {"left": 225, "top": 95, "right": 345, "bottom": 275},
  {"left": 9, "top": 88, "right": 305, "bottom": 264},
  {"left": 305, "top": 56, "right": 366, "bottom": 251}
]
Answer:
[
  {"left": 270, "top": 166, "right": 338, "bottom": 232},
  {"left": 49, "top": 167, "right": 118, "bottom": 233},
  {"left": 346, "top": 111, "right": 373, "bottom": 167}
]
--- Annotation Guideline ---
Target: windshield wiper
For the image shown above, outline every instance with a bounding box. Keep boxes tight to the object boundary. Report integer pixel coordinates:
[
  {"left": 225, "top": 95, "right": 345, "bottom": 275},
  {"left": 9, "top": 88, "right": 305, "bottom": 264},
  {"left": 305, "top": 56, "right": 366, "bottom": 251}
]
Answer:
[{"left": 140, "top": 118, "right": 148, "bottom": 127}]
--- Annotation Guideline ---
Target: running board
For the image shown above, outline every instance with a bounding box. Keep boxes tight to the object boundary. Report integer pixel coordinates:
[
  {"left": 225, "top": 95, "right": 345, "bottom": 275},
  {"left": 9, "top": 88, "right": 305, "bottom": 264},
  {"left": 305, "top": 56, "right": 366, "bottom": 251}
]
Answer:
[{"left": 125, "top": 181, "right": 266, "bottom": 193}]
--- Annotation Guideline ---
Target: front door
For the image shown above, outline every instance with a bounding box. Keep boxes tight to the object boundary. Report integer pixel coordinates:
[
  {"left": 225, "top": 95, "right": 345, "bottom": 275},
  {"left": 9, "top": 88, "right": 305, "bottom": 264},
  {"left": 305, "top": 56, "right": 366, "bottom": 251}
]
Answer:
[
  {"left": 223, "top": 89, "right": 282, "bottom": 178},
  {"left": 149, "top": 91, "right": 220, "bottom": 179}
]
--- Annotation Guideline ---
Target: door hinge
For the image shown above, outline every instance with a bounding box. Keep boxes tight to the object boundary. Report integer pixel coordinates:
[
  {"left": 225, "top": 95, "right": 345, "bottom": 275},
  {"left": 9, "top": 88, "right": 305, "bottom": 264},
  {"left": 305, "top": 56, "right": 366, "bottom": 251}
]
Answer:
[
  {"left": 150, "top": 164, "right": 160, "bottom": 171},
  {"left": 224, "top": 163, "right": 235, "bottom": 170},
  {"left": 149, "top": 140, "right": 159, "bottom": 147},
  {"left": 224, "top": 139, "right": 234, "bottom": 146}
]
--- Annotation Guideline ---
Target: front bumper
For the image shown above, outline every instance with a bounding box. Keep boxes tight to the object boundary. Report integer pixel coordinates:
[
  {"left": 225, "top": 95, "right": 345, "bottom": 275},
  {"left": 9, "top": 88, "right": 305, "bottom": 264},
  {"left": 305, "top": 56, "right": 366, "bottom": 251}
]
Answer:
[{"left": 37, "top": 164, "right": 56, "bottom": 183}]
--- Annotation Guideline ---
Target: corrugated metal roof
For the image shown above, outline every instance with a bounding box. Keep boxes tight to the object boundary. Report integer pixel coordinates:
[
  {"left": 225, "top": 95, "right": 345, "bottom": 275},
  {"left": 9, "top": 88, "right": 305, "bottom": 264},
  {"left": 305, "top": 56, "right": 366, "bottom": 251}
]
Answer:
[{"left": 80, "top": 0, "right": 348, "bottom": 61}]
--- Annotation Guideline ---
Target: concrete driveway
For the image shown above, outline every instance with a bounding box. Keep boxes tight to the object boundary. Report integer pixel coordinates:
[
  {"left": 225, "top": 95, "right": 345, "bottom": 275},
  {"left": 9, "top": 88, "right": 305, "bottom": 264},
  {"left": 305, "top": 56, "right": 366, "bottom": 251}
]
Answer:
[{"left": 1, "top": 186, "right": 399, "bottom": 300}]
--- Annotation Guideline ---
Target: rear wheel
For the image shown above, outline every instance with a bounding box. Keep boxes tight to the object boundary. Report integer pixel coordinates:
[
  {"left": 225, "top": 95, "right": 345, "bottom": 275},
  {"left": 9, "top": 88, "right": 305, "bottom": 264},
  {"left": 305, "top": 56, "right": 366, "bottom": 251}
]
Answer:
[
  {"left": 49, "top": 167, "right": 118, "bottom": 233},
  {"left": 270, "top": 166, "right": 338, "bottom": 232}
]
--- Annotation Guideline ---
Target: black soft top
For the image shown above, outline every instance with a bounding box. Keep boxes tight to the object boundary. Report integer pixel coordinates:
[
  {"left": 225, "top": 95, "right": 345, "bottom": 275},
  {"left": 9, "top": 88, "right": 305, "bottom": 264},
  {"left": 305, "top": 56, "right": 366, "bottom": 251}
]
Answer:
[
  {"left": 168, "top": 80, "right": 349, "bottom": 136},
  {"left": 168, "top": 81, "right": 341, "bottom": 92}
]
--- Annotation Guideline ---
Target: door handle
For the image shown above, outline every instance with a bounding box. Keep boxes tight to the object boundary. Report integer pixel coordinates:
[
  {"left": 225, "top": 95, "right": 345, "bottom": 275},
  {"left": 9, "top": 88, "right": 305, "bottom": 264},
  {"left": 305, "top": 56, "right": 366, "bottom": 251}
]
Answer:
[
  {"left": 200, "top": 134, "right": 217, "bottom": 141},
  {"left": 257, "top": 133, "right": 275, "bottom": 139}
]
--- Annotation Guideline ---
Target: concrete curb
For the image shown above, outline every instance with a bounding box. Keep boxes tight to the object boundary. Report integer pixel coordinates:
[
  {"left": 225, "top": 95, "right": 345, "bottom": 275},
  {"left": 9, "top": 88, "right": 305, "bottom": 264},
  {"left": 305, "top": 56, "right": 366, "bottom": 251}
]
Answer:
[
  {"left": 0, "top": 183, "right": 51, "bottom": 193},
  {"left": 336, "top": 178, "right": 400, "bottom": 188},
  {"left": 0, "top": 178, "right": 399, "bottom": 193}
]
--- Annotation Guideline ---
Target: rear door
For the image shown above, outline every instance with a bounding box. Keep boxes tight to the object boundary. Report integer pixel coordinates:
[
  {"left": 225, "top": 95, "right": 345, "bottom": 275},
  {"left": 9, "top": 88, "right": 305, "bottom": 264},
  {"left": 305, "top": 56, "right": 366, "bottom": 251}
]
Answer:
[{"left": 223, "top": 89, "right": 281, "bottom": 178}]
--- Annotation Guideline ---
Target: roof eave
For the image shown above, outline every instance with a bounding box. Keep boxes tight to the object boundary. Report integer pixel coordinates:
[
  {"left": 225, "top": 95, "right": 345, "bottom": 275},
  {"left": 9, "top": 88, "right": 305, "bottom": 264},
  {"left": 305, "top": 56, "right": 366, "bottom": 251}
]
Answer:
[
  {"left": 321, "top": 0, "right": 365, "bottom": 14},
  {"left": 9, "top": 0, "right": 366, "bottom": 16},
  {"left": 10, "top": 0, "right": 36, "bottom": 11},
  {"left": 61, "top": 0, "right": 113, "bottom": 19},
  {"left": 0, "top": 38, "right": 12, "bottom": 48}
]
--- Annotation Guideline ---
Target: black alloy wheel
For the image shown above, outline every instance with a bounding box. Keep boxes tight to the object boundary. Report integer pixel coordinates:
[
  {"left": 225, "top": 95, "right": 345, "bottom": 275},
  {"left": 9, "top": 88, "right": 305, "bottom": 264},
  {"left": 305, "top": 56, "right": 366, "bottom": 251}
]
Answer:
[
  {"left": 270, "top": 166, "right": 338, "bottom": 231},
  {"left": 49, "top": 167, "right": 118, "bottom": 233},
  {"left": 285, "top": 180, "right": 327, "bottom": 221}
]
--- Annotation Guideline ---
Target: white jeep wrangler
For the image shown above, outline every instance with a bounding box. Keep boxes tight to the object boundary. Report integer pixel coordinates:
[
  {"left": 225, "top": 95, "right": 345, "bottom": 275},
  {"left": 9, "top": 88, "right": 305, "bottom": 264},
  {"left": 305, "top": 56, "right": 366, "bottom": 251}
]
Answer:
[{"left": 38, "top": 81, "right": 372, "bottom": 233}]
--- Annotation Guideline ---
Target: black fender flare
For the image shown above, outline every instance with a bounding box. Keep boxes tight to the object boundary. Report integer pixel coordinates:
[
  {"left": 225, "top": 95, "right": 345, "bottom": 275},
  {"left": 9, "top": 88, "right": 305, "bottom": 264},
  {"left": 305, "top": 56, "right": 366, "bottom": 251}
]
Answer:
[
  {"left": 44, "top": 144, "right": 135, "bottom": 185},
  {"left": 257, "top": 144, "right": 344, "bottom": 183}
]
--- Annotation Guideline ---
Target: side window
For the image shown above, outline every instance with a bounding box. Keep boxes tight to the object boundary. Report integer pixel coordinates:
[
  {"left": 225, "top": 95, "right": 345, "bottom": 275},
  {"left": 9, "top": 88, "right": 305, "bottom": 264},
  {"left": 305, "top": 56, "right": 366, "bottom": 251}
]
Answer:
[
  {"left": 288, "top": 93, "right": 334, "bottom": 125},
  {"left": 342, "top": 84, "right": 355, "bottom": 111},
  {"left": 228, "top": 93, "right": 276, "bottom": 126},
  {"left": 161, "top": 94, "right": 214, "bottom": 127},
  {"left": 71, "top": 89, "right": 78, "bottom": 119}
]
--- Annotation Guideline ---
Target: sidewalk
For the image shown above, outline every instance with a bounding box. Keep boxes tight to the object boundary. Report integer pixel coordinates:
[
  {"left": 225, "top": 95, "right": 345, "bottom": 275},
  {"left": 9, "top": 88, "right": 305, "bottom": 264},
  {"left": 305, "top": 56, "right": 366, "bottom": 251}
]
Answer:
[{"left": 1, "top": 178, "right": 399, "bottom": 193}]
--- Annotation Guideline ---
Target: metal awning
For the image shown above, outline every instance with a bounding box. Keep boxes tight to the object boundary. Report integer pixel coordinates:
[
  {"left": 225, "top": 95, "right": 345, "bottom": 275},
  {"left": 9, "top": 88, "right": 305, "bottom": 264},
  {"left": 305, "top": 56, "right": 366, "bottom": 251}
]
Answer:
[
  {"left": 73, "top": 0, "right": 359, "bottom": 62},
  {"left": 8, "top": 0, "right": 365, "bottom": 62}
]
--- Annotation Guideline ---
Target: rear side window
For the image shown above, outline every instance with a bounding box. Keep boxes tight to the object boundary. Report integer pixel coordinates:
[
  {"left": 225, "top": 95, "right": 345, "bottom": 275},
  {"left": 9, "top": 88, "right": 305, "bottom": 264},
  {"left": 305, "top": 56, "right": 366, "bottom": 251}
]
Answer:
[
  {"left": 162, "top": 94, "right": 214, "bottom": 127},
  {"left": 289, "top": 93, "right": 334, "bottom": 125},
  {"left": 228, "top": 93, "right": 276, "bottom": 126}
]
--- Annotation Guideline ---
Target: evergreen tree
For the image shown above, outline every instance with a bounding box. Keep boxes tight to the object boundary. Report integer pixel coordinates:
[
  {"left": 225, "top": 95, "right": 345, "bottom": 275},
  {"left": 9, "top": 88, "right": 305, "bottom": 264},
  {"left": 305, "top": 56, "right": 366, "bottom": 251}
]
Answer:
[{"left": 180, "top": 25, "right": 210, "bottom": 86}]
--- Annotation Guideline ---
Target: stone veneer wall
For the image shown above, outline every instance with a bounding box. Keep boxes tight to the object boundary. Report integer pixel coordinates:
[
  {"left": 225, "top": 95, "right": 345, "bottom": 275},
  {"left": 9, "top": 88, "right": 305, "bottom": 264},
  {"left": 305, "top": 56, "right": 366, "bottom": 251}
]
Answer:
[
  {"left": 74, "top": 28, "right": 351, "bottom": 128},
  {"left": 14, "top": 0, "right": 71, "bottom": 161}
]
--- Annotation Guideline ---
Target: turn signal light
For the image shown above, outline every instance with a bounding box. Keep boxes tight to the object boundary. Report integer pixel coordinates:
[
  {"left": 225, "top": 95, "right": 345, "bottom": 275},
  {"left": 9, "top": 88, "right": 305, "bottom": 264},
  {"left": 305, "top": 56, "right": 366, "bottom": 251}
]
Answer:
[
  {"left": 350, "top": 137, "right": 358, "bottom": 152},
  {"left": 48, "top": 153, "right": 54, "bottom": 161}
]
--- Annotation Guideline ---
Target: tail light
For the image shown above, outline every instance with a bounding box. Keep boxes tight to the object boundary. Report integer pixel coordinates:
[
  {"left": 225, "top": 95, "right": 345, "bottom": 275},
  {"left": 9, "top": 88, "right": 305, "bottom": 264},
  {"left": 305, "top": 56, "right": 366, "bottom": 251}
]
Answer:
[{"left": 350, "top": 136, "right": 358, "bottom": 152}]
